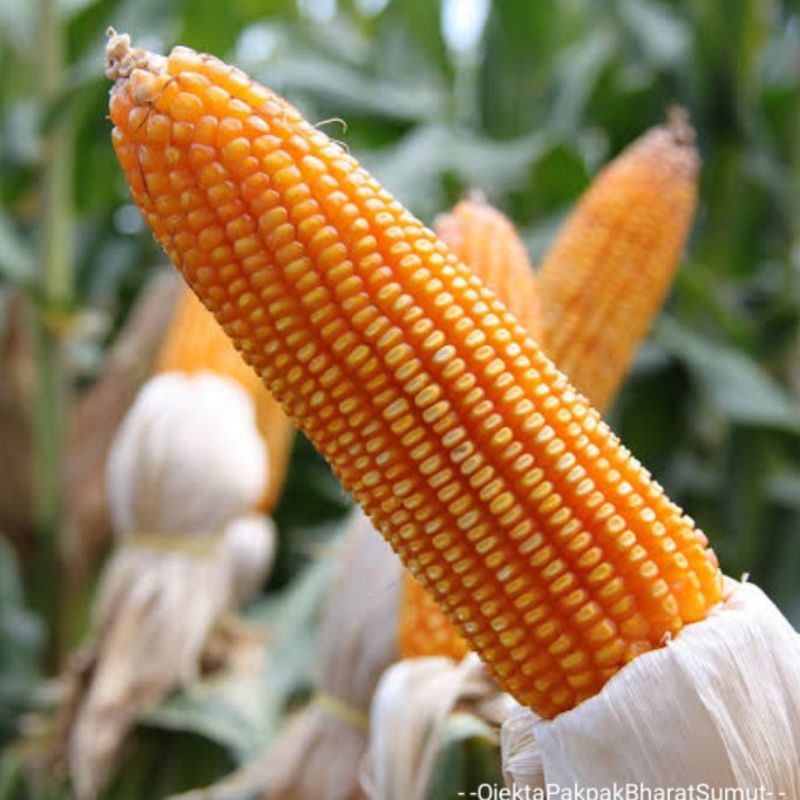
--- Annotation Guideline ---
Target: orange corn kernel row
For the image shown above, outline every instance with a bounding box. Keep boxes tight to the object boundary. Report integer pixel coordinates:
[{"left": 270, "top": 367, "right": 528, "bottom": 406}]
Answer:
[
  {"left": 398, "top": 571, "right": 470, "bottom": 661},
  {"left": 404, "top": 165, "right": 691, "bottom": 658},
  {"left": 416, "top": 164, "right": 695, "bottom": 657},
  {"left": 537, "top": 115, "right": 699, "bottom": 411},
  {"left": 158, "top": 286, "right": 293, "bottom": 512},
  {"left": 435, "top": 197, "right": 543, "bottom": 343},
  {"left": 399, "top": 197, "right": 543, "bottom": 661},
  {"left": 107, "top": 35, "right": 723, "bottom": 718}
]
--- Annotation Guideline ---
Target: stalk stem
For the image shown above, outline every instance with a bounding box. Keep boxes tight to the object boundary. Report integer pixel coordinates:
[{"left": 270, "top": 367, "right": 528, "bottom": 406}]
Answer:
[{"left": 32, "top": 0, "right": 74, "bottom": 665}]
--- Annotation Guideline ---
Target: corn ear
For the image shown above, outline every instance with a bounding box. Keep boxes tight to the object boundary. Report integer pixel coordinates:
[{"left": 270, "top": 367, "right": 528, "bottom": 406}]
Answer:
[
  {"left": 107, "top": 35, "right": 722, "bottom": 717},
  {"left": 537, "top": 115, "right": 698, "bottom": 411},
  {"left": 399, "top": 197, "right": 542, "bottom": 662},
  {"left": 398, "top": 572, "right": 470, "bottom": 660},
  {"left": 435, "top": 196, "right": 542, "bottom": 343},
  {"left": 158, "top": 286, "right": 293, "bottom": 511}
]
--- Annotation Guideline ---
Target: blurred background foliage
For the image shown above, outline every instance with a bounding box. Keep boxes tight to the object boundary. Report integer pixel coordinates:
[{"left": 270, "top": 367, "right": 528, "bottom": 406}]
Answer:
[{"left": 1, "top": 0, "right": 800, "bottom": 796}]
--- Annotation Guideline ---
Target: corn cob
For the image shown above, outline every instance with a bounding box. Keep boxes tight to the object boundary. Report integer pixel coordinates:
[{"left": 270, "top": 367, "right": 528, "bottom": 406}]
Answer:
[
  {"left": 399, "top": 197, "right": 542, "bottom": 661},
  {"left": 409, "top": 157, "right": 695, "bottom": 658},
  {"left": 398, "top": 197, "right": 542, "bottom": 662},
  {"left": 435, "top": 196, "right": 543, "bottom": 343},
  {"left": 398, "top": 571, "right": 470, "bottom": 660},
  {"left": 158, "top": 286, "right": 293, "bottom": 511},
  {"left": 106, "top": 35, "right": 723, "bottom": 718},
  {"left": 537, "top": 115, "right": 699, "bottom": 411}
]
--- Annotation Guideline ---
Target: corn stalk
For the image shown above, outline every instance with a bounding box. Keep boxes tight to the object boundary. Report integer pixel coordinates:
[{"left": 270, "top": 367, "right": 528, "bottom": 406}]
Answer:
[{"left": 32, "top": 0, "right": 74, "bottom": 663}]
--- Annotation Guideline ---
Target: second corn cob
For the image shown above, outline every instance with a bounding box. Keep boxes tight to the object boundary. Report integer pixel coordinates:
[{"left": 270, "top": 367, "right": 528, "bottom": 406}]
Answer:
[
  {"left": 106, "top": 35, "right": 723, "bottom": 718},
  {"left": 158, "top": 286, "right": 293, "bottom": 511},
  {"left": 537, "top": 115, "right": 698, "bottom": 410},
  {"left": 399, "top": 197, "right": 543, "bottom": 662},
  {"left": 435, "top": 196, "right": 543, "bottom": 343},
  {"left": 410, "top": 142, "right": 700, "bottom": 659}
]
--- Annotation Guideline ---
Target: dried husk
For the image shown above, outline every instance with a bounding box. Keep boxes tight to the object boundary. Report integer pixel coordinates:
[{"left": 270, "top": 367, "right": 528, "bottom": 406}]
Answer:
[
  {"left": 247, "top": 509, "right": 402, "bottom": 800},
  {"left": 62, "top": 272, "right": 181, "bottom": 583},
  {"left": 501, "top": 579, "right": 800, "bottom": 794},
  {"left": 500, "top": 703, "right": 545, "bottom": 793},
  {"left": 363, "top": 654, "right": 515, "bottom": 800},
  {"left": 0, "top": 291, "right": 35, "bottom": 551},
  {"left": 106, "top": 372, "right": 267, "bottom": 537},
  {"left": 62, "top": 371, "right": 269, "bottom": 800},
  {"left": 67, "top": 536, "right": 233, "bottom": 797}
]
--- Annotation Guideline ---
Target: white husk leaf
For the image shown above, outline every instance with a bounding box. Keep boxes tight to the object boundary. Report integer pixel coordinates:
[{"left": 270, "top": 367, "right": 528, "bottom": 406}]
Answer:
[
  {"left": 253, "top": 509, "right": 403, "bottom": 800},
  {"left": 68, "top": 539, "right": 233, "bottom": 799},
  {"left": 316, "top": 510, "right": 402, "bottom": 705},
  {"left": 500, "top": 703, "right": 545, "bottom": 793},
  {"left": 63, "top": 270, "right": 181, "bottom": 583},
  {"left": 223, "top": 514, "right": 277, "bottom": 603},
  {"left": 362, "top": 654, "right": 513, "bottom": 800},
  {"left": 65, "top": 372, "right": 270, "bottom": 800},
  {"left": 502, "top": 579, "right": 800, "bottom": 794},
  {"left": 106, "top": 371, "right": 268, "bottom": 537}
]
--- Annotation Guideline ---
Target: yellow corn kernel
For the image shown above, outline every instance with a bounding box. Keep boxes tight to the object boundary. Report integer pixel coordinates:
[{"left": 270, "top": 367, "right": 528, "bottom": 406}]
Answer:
[
  {"left": 436, "top": 196, "right": 543, "bottom": 343},
  {"left": 158, "top": 286, "right": 293, "bottom": 512},
  {"left": 107, "top": 35, "right": 722, "bottom": 718},
  {"left": 398, "top": 572, "right": 470, "bottom": 660},
  {"left": 399, "top": 196, "right": 544, "bottom": 661},
  {"left": 537, "top": 113, "right": 699, "bottom": 411}
]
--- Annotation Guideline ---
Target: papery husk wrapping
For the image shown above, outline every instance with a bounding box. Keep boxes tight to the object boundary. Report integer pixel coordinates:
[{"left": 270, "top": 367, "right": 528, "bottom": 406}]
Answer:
[
  {"left": 106, "top": 372, "right": 268, "bottom": 537},
  {"left": 67, "top": 535, "right": 232, "bottom": 796},
  {"left": 501, "top": 579, "right": 800, "bottom": 794},
  {"left": 223, "top": 514, "right": 277, "bottom": 604},
  {"left": 363, "top": 654, "right": 515, "bottom": 800},
  {"left": 63, "top": 372, "right": 269, "bottom": 800},
  {"left": 63, "top": 271, "right": 181, "bottom": 583},
  {"left": 157, "top": 287, "right": 294, "bottom": 514},
  {"left": 250, "top": 509, "right": 402, "bottom": 800},
  {"left": 500, "top": 703, "right": 545, "bottom": 793}
]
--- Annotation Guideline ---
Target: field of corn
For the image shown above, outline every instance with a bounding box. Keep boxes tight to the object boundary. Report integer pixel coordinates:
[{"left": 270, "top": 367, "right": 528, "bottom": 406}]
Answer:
[{"left": 2, "top": 0, "right": 800, "bottom": 798}]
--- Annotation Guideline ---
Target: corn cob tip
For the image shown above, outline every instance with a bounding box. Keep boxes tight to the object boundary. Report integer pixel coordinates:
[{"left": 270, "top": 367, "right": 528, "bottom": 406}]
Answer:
[
  {"left": 666, "top": 105, "right": 696, "bottom": 147},
  {"left": 463, "top": 188, "right": 488, "bottom": 206},
  {"left": 650, "top": 117, "right": 699, "bottom": 180},
  {"left": 432, "top": 191, "right": 490, "bottom": 233},
  {"left": 434, "top": 194, "right": 543, "bottom": 343},
  {"left": 433, "top": 192, "right": 478, "bottom": 234},
  {"left": 105, "top": 29, "right": 166, "bottom": 85}
]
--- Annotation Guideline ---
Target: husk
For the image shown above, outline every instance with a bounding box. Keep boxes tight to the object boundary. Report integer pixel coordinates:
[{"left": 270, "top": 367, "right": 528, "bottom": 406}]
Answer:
[
  {"left": 67, "top": 536, "right": 233, "bottom": 799},
  {"left": 246, "top": 509, "right": 403, "bottom": 800},
  {"left": 499, "top": 703, "right": 545, "bottom": 793},
  {"left": 316, "top": 511, "right": 402, "bottom": 707},
  {"left": 166, "top": 706, "right": 368, "bottom": 800},
  {"left": 63, "top": 271, "right": 181, "bottom": 582},
  {"left": 222, "top": 514, "right": 277, "bottom": 604},
  {"left": 501, "top": 579, "right": 800, "bottom": 794},
  {"left": 156, "top": 287, "right": 294, "bottom": 514},
  {"left": 107, "top": 372, "right": 267, "bottom": 536},
  {"left": 363, "top": 654, "right": 514, "bottom": 800},
  {"left": 60, "top": 371, "right": 269, "bottom": 799}
]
